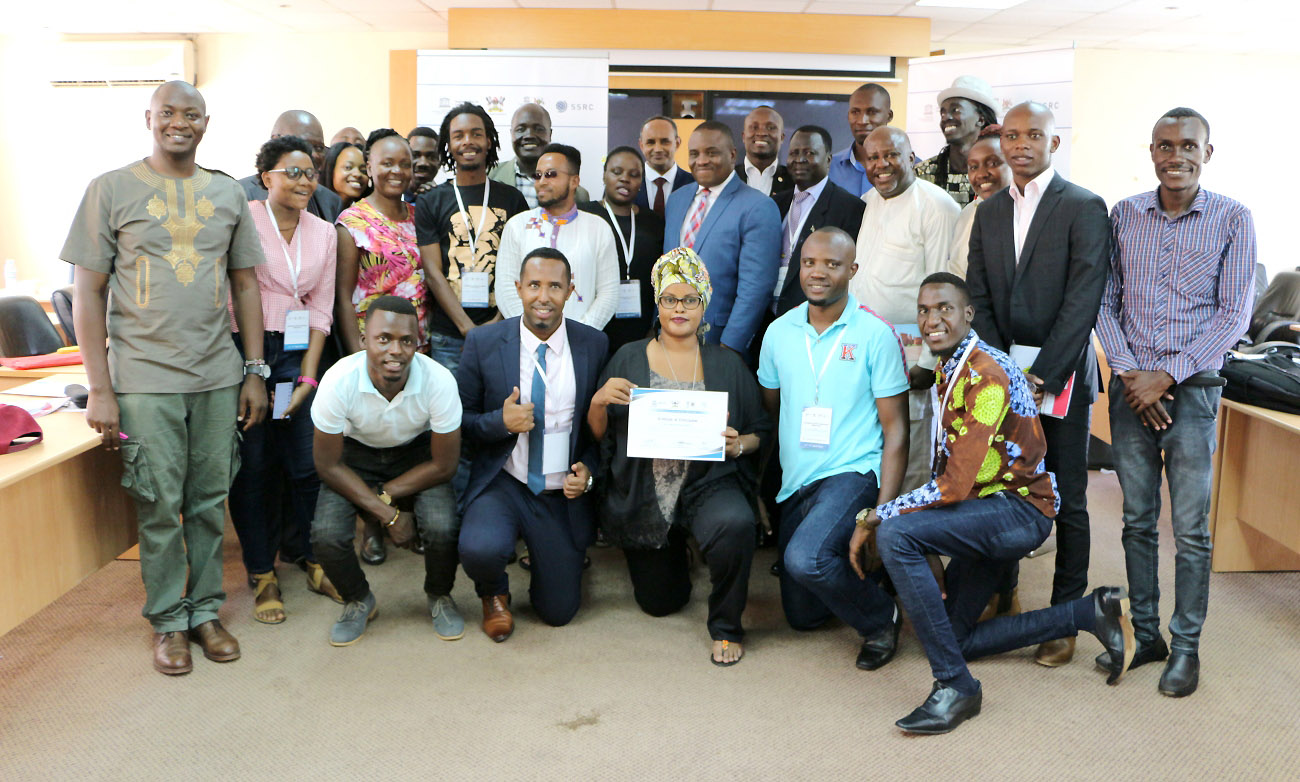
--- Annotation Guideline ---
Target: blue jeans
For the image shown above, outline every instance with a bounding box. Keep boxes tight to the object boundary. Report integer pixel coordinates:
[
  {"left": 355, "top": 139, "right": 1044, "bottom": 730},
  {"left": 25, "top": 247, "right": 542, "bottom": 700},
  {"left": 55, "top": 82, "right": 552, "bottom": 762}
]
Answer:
[
  {"left": 779, "top": 471, "right": 896, "bottom": 635},
  {"left": 879, "top": 493, "right": 1086, "bottom": 684},
  {"left": 1109, "top": 375, "right": 1220, "bottom": 654},
  {"left": 228, "top": 333, "right": 318, "bottom": 573}
]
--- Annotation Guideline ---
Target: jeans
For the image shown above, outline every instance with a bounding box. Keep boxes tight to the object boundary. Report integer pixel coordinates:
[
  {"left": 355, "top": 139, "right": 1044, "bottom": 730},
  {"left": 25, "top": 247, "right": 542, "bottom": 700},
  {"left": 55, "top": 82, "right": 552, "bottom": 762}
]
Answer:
[
  {"left": 228, "top": 333, "right": 319, "bottom": 574},
  {"left": 426, "top": 330, "right": 471, "bottom": 503},
  {"left": 779, "top": 471, "right": 896, "bottom": 636},
  {"left": 1109, "top": 375, "right": 1220, "bottom": 654},
  {"left": 879, "top": 493, "right": 1086, "bottom": 684},
  {"left": 310, "top": 434, "right": 458, "bottom": 603}
]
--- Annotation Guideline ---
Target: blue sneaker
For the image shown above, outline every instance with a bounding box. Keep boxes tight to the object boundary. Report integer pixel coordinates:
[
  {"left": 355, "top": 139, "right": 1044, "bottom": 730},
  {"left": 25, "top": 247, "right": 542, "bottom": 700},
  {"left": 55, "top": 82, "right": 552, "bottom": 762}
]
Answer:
[
  {"left": 429, "top": 594, "right": 465, "bottom": 640},
  {"left": 329, "top": 592, "right": 377, "bottom": 647}
]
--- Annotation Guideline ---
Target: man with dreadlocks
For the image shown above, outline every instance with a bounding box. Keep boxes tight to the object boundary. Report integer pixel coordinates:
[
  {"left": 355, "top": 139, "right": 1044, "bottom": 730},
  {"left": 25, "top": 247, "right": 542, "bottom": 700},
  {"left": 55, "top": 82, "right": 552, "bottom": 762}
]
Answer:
[{"left": 914, "top": 76, "right": 1001, "bottom": 209}]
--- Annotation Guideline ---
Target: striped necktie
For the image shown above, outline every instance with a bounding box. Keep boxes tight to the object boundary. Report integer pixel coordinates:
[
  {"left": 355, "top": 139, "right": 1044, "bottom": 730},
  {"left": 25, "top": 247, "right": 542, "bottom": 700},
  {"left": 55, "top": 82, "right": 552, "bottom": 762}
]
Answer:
[{"left": 681, "top": 188, "right": 712, "bottom": 249}]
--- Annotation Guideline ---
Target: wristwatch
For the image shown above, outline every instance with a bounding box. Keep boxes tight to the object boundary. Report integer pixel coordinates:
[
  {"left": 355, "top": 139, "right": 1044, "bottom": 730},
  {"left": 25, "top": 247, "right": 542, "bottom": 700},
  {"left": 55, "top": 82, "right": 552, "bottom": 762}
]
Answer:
[
  {"left": 854, "top": 508, "right": 877, "bottom": 528},
  {"left": 243, "top": 359, "right": 271, "bottom": 379},
  {"left": 377, "top": 485, "right": 393, "bottom": 506},
  {"left": 584, "top": 474, "right": 594, "bottom": 494}
]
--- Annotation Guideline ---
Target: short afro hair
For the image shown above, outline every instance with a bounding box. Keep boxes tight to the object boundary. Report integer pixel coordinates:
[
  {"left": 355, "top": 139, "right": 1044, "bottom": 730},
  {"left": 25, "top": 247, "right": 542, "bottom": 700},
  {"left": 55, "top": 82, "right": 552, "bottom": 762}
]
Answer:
[{"left": 254, "top": 135, "right": 315, "bottom": 190}]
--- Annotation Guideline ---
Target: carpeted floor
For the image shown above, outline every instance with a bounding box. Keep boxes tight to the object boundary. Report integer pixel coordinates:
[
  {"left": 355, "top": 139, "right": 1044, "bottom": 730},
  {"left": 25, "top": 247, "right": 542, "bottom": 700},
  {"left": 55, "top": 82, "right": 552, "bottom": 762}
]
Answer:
[{"left": 2, "top": 470, "right": 1298, "bottom": 780}]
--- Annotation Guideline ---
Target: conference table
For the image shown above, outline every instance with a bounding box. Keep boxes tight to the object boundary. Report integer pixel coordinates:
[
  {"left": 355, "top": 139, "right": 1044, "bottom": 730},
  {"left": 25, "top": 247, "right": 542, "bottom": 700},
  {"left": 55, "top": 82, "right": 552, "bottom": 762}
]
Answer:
[{"left": 0, "top": 369, "right": 136, "bottom": 637}]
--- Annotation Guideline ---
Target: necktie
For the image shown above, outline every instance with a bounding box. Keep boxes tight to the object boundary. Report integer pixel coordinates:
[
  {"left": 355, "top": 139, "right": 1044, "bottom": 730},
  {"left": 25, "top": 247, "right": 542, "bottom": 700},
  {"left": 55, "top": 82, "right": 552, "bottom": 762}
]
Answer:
[
  {"left": 783, "top": 190, "right": 813, "bottom": 262},
  {"left": 652, "top": 176, "right": 667, "bottom": 217},
  {"left": 527, "top": 342, "right": 547, "bottom": 494},
  {"left": 681, "top": 188, "right": 711, "bottom": 249}
]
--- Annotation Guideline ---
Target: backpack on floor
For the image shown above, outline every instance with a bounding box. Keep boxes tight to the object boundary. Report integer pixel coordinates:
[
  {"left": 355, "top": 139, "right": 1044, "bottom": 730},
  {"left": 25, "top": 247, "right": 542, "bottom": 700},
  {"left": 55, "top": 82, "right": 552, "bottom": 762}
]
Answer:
[{"left": 1221, "top": 344, "right": 1300, "bottom": 415}]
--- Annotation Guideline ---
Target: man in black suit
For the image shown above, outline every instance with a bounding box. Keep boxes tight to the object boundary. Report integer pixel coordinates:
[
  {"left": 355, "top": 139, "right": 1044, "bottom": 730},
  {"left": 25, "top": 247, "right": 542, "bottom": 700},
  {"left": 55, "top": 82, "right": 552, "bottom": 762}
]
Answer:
[
  {"left": 238, "top": 109, "right": 342, "bottom": 223},
  {"left": 966, "top": 102, "right": 1111, "bottom": 668},
  {"left": 773, "top": 125, "right": 866, "bottom": 317},
  {"left": 736, "top": 106, "right": 794, "bottom": 198},
  {"left": 635, "top": 115, "right": 695, "bottom": 218},
  {"left": 456, "top": 247, "right": 609, "bottom": 643}
]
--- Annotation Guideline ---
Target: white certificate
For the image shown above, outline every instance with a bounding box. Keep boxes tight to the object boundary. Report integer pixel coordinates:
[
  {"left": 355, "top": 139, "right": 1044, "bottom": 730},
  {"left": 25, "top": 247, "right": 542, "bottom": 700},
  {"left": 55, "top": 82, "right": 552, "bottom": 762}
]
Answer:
[{"left": 626, "top": 388, "right": 728, "bottom": 462}]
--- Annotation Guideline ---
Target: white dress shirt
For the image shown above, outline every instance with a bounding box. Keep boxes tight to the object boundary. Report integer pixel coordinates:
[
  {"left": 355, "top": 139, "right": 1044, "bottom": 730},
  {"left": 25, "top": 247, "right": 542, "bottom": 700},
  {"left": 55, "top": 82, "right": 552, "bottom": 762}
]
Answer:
[
  {"left": 1009, "top": 166, "right": 1055, "bottom": 261},
  {"left": 506, "top": 318, "right": 577, "bottom": 490},
  {"left": 495, "top": 208, "right": 621, "bottom": 328},
  {"left": 744, "top": 156, "right": 778, "bottom": 197},
  {"left": 947, "top": 198, "right": 982, "bottom": 279},
  {"left": 678, "top": 170, "right": 737, "bottom": 245},
  {"left": 647, "top": 163, "right": 683, "bottom": 206},
  {"left": 312, "top": 352, "right": 462, "bottom": 449}
]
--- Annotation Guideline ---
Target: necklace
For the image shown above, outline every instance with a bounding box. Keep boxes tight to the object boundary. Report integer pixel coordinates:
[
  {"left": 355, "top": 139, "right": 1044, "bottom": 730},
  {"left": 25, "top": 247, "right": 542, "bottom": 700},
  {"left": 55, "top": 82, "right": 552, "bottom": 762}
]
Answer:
[{"left": 657, "top": 336, "right": 699, "bottom": 384}]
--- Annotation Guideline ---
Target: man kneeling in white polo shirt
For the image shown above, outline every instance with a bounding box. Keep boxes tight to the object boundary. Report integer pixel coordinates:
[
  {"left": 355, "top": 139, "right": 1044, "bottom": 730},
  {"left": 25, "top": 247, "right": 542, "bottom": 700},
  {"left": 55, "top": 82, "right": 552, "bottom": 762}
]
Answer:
[{"left": 310, "top": 295, "right": 464, "bottom": 646}]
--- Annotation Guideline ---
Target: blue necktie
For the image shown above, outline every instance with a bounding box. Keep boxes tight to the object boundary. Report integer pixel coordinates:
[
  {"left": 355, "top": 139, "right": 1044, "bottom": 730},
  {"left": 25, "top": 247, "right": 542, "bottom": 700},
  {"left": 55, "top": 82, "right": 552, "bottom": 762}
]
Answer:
[{"left": 527, "top": 342, "right": 547, "bottom": 494}]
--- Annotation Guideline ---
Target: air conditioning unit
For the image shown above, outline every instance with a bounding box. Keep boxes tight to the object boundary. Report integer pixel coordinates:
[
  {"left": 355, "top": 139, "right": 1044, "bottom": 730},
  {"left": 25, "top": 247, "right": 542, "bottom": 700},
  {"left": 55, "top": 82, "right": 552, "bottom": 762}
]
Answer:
[{"left": 49, "top": 40, "right": 196, "bottom": 88}]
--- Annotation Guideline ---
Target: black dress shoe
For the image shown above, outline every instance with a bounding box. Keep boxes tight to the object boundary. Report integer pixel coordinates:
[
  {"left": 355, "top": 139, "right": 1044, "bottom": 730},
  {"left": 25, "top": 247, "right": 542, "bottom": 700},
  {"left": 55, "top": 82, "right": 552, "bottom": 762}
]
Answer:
[
  {"left": 1158, "top": 652, "right": 1199, "bottom": 697},
  {"left": 895, "top": 681, "right": 982, "bottom": 734},
  {"left": 1095, "top": 635, "right": 1169, "bottom": 672},
  {"left": 856, "top": 607, "right": 902, "bottom": 671},
  {"left": 1090, "top": 586, "right": 1135, "bottom": 685},
  {"left": 360, "top": 534, "right": 387, "bottom": 565}
]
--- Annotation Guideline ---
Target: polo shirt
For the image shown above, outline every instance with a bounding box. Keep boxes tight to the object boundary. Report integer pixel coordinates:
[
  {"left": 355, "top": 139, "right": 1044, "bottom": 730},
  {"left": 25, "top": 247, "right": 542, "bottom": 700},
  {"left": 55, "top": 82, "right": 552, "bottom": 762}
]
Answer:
[
  {"left": 312, "top": 350, "right": 461, "bottom": 449},
  {"left": 758, "top": 294, "right": 910, "bottom": 501}
]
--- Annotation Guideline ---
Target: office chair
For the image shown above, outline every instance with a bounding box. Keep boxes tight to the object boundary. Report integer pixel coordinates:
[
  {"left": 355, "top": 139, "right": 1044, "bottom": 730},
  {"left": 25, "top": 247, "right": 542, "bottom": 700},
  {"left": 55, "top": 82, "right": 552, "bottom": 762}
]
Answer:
[
  {"left": 0, "top": 295, "right": 65, "bottom": 357},
  {"left": 50, "top": 286, "right": 76, "bottom": 346},
  {"left": 1249, "top": 269, "right": 1300, "bottom": 346}
]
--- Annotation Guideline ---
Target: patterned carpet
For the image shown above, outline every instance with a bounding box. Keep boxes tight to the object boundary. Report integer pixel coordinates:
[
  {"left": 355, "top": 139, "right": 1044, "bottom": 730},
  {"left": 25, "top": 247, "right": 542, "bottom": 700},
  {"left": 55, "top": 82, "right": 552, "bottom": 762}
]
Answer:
[{"left": 1, "top": 470, "right": 1298, "bottom": 780}]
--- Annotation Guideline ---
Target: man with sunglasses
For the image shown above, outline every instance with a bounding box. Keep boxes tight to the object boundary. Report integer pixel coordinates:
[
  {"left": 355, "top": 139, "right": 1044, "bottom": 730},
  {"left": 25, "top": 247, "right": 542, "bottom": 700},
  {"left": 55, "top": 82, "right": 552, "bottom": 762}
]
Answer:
[
  {"left": 240, "top": 109, "right": 342, "bottom": 223},
  {"left": 495, "top": 144, "right": 620, "bottom": 329}
]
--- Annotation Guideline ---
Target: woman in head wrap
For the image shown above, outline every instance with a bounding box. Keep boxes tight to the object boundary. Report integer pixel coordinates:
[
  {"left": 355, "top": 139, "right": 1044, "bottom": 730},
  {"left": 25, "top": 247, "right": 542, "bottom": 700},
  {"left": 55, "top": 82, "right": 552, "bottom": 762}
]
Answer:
[{"left": 587, "top": 247, "right": 772, "bottom": 666}]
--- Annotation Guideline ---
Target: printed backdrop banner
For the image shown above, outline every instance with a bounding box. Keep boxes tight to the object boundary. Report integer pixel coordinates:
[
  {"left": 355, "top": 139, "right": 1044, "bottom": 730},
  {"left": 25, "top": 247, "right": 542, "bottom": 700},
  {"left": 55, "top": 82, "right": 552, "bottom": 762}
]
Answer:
[
  {"left": 906, "top": 47, "right": 1076, "bottom": 180},
  {"left": 416, "top": 51, "right": 610, "bottom": 195}
]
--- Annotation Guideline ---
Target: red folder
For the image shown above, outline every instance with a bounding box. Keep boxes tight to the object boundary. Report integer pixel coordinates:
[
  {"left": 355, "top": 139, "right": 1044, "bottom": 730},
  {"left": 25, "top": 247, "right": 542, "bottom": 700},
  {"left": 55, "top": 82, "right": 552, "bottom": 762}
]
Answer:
[{"left": 0, "top": 351, "right": 84, "bottom": 370}]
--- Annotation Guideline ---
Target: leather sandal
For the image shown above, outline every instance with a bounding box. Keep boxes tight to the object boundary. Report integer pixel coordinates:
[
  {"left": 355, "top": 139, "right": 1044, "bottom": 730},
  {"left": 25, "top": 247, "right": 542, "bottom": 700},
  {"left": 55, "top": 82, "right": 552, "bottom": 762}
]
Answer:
[
  {"left": 251, "top": 571, "right": 285, "bottom": 624},
  {"left": 305, "top": 562, "right": 344, "bottom": 604}
]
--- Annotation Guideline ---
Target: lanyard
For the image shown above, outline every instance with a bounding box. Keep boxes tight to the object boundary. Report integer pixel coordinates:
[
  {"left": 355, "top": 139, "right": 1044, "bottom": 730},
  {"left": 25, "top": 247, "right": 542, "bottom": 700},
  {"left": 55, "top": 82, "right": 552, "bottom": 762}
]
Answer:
[
  {"left": 784, "top": 192, "right": 812, "bottom": 257},
  {"left": 452, "top": 178, "right": 491, "bottom": 258},
  {"left": 264, "top": 199, "right": 302, "bottom": 298},
  {"left": 804, "top": 325, "right": 846, "bottom": 406},
  {"left": 930, "top": 335, "right": 978, "bottom": 467},
  {"left": 601, "top": 200, "right": 636, "bottom": 279},
  {"left": 526, "top": 345, "right": 552, "bottom": 393}
]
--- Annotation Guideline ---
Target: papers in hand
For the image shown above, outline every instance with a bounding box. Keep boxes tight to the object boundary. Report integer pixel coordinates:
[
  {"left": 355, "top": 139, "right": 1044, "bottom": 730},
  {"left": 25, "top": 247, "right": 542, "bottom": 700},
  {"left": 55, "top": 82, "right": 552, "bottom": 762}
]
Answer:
[
  {"left": 1008, "top": 344, "right": 1074, "bottom": 419},
  {"left": 626, "top": 388, "right": 728, "bottom": 462}
]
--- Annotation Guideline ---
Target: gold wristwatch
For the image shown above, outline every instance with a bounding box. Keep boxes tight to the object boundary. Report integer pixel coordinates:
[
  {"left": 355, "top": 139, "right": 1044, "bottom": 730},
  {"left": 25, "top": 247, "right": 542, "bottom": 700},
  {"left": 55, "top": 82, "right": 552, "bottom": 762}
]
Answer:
[
  {"left": 854, "top": 508, "right": 877, "bottom": 528},
  {"left": 378, "top": 485, "right": 393, "bottom": 506}
]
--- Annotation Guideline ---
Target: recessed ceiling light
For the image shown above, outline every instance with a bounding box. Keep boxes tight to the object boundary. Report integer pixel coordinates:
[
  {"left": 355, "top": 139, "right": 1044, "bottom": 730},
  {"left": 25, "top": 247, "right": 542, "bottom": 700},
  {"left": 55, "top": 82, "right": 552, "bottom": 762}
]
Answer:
[{"left": 915, "top": 0, "right": 1027, "bottom": 9}]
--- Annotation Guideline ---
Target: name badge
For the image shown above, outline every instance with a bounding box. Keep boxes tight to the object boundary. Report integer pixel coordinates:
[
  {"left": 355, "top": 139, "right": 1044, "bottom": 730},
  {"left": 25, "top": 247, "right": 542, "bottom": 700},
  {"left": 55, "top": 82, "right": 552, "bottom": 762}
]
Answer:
[
  {"left": 773, "top": 264, "right": 789, "bottom": 299},
  {"left": 616, "top": 280, "right": 642, "bottom": 319},
  {"left": 284, "top": 309, "right": 310, "bottom": 351},
  {"left": 461, "top": 271, "right": 490, "bottom": 308},
  {"left": 799, "top": 406, "right": 832, "bottom": 450},
  {"left": 543, "top": 429, "right": 571, "bottom": 475}
]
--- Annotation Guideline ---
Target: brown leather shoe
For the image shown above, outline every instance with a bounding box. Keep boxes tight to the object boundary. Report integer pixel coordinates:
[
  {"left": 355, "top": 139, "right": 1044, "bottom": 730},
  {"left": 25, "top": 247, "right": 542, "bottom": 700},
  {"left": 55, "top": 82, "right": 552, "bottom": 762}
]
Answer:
[
  {"left": 153, "top": 631, "right": 193, "bottom": 675},
  {"left": 1035, "top": 636, "right": 1076, "bottom": 667},
  {"left": 190, "top": 619, "right": 241, "bottom": 662},
  {"left": 481, "top": 595, "right": 513, "bottom": 643}
]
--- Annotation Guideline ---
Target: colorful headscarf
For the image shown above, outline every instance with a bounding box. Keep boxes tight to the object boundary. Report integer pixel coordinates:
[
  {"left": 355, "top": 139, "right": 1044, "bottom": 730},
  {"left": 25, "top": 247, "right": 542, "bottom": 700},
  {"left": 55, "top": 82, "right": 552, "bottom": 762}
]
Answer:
[{"left": 652, "top": 247, "right": 712, "bottom": 308}]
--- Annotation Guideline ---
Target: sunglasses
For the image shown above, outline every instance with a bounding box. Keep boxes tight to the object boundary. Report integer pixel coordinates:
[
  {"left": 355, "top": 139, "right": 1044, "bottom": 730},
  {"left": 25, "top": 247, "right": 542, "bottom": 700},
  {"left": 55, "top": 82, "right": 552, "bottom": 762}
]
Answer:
[
  {"left": 267, "top": 166, "right": 317, "bottom": 181},
  {"left": 658, "top": 294, "right": 702, "bottom": 310},
  {"left": 531, "top": 169, "right": 575, "bottom": 181}
]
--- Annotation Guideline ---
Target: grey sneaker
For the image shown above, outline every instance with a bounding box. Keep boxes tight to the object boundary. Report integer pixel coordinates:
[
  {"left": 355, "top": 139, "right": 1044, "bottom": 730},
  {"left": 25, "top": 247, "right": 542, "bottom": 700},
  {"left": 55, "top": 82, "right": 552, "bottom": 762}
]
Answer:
[
  {"left": 429, "top": 594, "right": 465, "bottom": 640},
  {"left": 329, "top": 592, "right": 377, "bottom": 647}
]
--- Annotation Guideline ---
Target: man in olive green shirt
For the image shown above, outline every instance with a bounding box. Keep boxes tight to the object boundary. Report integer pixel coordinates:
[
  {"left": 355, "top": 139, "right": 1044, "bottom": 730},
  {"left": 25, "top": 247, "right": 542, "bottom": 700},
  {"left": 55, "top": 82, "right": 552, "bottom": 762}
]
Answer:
[{"left": 61, "top": 81, "right": 269, "bottom": 676}]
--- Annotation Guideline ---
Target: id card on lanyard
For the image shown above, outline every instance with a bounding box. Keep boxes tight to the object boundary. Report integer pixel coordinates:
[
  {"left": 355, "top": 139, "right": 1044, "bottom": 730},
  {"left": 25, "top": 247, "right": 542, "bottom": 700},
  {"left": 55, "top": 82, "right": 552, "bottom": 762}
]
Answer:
[
  {"left": 800, "top": 327, "right": 845, "bottom": 449},
  {"left": 453, "top": 180, "right": 492, "bottom": 308},
  {"left": 264, "top": 201, "right": 310, "bottom": 350},
  {"left": 603, "top": 201, "right": 641, "bottom": 320},
  {"left": 526, "top": 348, "right": 572, "bottom": 475}
]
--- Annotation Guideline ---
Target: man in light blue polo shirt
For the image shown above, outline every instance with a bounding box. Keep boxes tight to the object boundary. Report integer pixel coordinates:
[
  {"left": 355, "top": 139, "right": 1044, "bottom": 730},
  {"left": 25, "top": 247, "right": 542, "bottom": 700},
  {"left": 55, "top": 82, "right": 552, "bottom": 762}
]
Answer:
[
  {"left": 828, "top": 84, "right": 894, "bottom": 198},
  {"left": 759, "top": 226, "right": 911, "bottom": 671}
]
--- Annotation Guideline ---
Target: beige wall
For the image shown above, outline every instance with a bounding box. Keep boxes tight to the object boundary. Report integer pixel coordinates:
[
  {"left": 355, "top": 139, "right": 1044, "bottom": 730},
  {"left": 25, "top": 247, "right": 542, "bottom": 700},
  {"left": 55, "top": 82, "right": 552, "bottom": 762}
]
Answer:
[{"left": 1072, "top": 47, "right": 1297, "bottom": 279}]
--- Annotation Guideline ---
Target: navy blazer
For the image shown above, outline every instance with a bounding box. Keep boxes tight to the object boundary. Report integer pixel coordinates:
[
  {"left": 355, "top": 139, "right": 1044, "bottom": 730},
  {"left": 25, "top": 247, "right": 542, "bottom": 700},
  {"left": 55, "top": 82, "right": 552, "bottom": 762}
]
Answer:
[
  {"left": 773, "top": 180, "right": 866, "bottom": 316},
  {"left": 662, "top": 176, "right": 782, "bottom": 353},
  {"left": 966, "top": 173, "right": 1111, "bottom": 400},
  {"left": 735, "top": 162, "right": 795, "bottom": 197},
  {"left": 635, "top": 166, "right": 695, "bottom": 213},
  {"left": 456, "top": 317, "right": 609, "bottom": 516}
]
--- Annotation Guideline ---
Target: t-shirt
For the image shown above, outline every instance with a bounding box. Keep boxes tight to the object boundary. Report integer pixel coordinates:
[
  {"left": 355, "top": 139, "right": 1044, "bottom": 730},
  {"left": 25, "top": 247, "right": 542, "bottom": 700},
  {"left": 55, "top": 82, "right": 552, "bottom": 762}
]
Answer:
[
  {"left": 61, "top": 160, "right": 266, "bottom": 393},
  {"left": 312, "top": 351, "right": 462, "bottom": 449},
  {"left": 414, "top": 180, "right": 529, "bottom": 337},
  {"left": 757, "top": 295, "right": 911, "bottom": 502}
]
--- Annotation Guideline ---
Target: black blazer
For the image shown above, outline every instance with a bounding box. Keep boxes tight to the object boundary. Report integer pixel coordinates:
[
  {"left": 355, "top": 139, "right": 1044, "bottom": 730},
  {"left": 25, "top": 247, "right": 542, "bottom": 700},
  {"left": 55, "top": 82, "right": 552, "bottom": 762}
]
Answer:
[
  {"left": 966, "top": 173, "right": 1111, "bottom": 400},
  {"left": 239, "top": 174, "right": 342, "bottom": 223},
  {"left": 634, "top": 167, "right": 696, "bottom": 213},
  {"left": 457, "top": 317, "right": 610, "bottom": 519},
  {"left": 773, "top": 181, "right": 867, "bottom": 316},
  {"left": 735, "top": 162, "right": 795, "bottom": 197}
]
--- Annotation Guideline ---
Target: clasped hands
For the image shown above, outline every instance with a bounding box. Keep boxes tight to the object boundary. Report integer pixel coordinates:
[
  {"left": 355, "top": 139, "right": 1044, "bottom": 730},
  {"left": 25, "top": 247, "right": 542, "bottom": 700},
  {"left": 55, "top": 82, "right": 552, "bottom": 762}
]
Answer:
[{"left": 1117, "top": 369, "right": 1176, "bottom": 430}]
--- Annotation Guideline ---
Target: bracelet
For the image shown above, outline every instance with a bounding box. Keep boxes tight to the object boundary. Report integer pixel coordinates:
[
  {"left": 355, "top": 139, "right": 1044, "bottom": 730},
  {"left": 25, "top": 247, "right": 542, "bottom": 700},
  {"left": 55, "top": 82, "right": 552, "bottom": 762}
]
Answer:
[
  {"left": 737, "top": 439, "right": 745, "bottom": 457},
  {"left": 243, "top": 358, "right": 266, "bottom": 366},
  {"left": 297, "top": 375, "right": 318, "bottom": 388},
  {"left": 383, "top": 507, "right": 400, "bottom": 528}
]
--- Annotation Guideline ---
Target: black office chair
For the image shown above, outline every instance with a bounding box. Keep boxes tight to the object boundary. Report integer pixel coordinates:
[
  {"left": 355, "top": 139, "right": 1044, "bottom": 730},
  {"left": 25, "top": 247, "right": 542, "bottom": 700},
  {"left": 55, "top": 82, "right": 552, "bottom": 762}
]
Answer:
[
  {"left": 50, "top": 286, "right": 76, "bottom": 346},
  {"left": 1249, "top": 269, "right": 1300, "bottom": 346},
  {"left": 0, "top": 295, "right": 65, "bottom": 357}
]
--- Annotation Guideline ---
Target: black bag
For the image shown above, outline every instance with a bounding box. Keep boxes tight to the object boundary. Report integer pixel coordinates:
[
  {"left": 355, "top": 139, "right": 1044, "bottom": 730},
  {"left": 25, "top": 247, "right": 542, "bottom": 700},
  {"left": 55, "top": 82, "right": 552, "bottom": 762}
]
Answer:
[{"left": 1222, "top": 344, "right": 1300, "bottom": 415}]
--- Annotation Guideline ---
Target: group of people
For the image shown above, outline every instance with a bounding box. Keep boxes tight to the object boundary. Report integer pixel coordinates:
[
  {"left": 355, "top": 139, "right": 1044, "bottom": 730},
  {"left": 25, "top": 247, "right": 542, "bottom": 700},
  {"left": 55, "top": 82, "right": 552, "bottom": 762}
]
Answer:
[{"left": 59, "top": 71, "right": 1256, "bottom": 736}]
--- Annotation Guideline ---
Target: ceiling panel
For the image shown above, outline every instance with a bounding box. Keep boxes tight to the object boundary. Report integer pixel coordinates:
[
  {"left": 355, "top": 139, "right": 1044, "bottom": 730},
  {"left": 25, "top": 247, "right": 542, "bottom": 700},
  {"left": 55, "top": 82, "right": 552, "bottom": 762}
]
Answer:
[
  {"left": 358, "top": 10, "right": 449, "bottom": 30},
  {"left": 709, "top": 0, "right": 810, "bottom": 11},
  {"left": 515, "top": 0, "right": 613, "bottom": 7}
]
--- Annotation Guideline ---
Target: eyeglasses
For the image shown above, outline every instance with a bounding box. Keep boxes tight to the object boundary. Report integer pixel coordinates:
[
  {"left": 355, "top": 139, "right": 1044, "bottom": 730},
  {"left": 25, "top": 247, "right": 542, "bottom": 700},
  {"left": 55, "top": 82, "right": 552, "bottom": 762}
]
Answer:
[
  {"left": 267, "top": 166, "right": 317, "bottom": 181},
  {"left": 531, "top": 169, "right": 574, "bottom": 181},
  {"left": 658, "top": 294, "right": 702, "bottom": 310}
]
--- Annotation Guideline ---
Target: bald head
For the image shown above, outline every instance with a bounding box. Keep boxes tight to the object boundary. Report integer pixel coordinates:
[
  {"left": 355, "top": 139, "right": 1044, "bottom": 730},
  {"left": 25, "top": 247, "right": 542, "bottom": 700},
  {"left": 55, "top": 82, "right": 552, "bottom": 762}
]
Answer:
[
  {"left": 146, "top": 81, "right": 208, "bottom": 164},
  {"left": 272, "top": 110, "right": 326, "bottom": 169},
  {"left": 331, "top": 126, "right": 365, "bottom": 146},
  {"left": 151, "top": 80, "right": 205, "bottom": 113},
  {"left": 1000, "top": 101, "right": 1060, "bottom": 189},
  {"left": 805, "top": 226, "right": 856, "bottom": 259},
  {"left": 800, "top": 227, "right": 858, "bottom": 308},
  {"left": 863, "top": 126, "right": 915, "bottom": 198},
  {"left": 1004, "top": 102, "right": 1056, "bottom": 135},
  {"left": 742, "top": 106, "right": 784, "bottom": 167},
  {"left": 511, "top": 103, "right": 552, "bottom": 166}
]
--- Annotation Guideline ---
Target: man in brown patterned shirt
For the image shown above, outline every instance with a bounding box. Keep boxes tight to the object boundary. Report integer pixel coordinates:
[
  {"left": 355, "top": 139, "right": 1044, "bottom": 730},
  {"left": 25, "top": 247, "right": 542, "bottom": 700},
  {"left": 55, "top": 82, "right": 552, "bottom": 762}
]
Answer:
[{"left": 857, "top": 273, "right": 1133, "bottom": 735}]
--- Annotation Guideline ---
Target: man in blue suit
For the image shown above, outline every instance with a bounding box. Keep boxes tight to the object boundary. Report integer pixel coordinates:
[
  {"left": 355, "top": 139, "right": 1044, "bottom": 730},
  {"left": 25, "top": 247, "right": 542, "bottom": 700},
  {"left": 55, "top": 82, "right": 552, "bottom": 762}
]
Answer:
[
  {"left": 456, "top": 247, "right": 609, "bottom": 643},
  {"left": 663, "top": 121, "right": 782, "bottom": 356}
]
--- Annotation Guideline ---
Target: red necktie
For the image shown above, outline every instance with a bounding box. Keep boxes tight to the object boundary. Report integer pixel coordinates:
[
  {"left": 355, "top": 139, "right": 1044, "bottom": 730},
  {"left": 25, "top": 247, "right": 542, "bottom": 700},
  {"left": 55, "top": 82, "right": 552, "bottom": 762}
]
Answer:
[{"left": 652, "top": 176, "right": 667, "bottom": 217}]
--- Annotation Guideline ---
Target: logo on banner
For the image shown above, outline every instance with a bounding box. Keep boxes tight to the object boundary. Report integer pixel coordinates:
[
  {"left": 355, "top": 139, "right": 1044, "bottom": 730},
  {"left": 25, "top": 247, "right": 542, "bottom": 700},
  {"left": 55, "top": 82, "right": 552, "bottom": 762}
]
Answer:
[
  {"left": 522, "top": 96, "right": 545, "bottom": 108},
  {"left": 439, "top": 97, "right": 451, "bottom": 108},
  {"left": 839, "top": 344, "right": 858, "bottom": 362},
  {"left": 485, "top": 96, "right": 506, "bottom": 112},
  {"left": 555, "top": 100, "right": 568, "bottom": 113}
]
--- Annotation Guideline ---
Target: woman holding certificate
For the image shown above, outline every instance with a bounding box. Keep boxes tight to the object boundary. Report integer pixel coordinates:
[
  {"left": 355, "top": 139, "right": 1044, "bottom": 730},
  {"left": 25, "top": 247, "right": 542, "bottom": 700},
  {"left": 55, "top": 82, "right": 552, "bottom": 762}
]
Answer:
[{"left": 588, "top": 248, "right": 771, "bottom": 666}]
